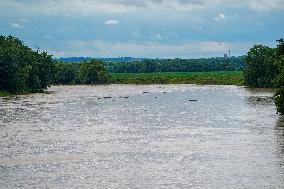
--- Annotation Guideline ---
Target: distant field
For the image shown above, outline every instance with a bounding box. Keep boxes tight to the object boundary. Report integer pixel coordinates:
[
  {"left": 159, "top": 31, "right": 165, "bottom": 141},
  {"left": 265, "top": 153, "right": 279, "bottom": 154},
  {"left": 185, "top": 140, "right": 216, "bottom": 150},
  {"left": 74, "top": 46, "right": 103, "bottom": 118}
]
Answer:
[{"left": 110, "top": 71, "right": 244, "bottom": 85}]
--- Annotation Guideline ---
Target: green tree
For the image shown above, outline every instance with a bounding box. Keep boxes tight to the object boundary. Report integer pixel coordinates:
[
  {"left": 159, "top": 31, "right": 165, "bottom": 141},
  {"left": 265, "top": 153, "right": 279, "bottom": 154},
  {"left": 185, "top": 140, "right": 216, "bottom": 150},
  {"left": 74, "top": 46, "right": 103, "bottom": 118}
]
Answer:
[
  {"left": 78, "top": 59, "right": 110, "bottom": 84},
  {"left": 53, "top": 62, "right": 78, "bottom": 84},
  {"left": 0, "top": 35, "right": 55, "bottom": 93},
  {"left": 244, "top": 45, "right": 277, "bottom": 87},
  {"left": 274, "top": 39, "right": 284, "bottom": 114}
]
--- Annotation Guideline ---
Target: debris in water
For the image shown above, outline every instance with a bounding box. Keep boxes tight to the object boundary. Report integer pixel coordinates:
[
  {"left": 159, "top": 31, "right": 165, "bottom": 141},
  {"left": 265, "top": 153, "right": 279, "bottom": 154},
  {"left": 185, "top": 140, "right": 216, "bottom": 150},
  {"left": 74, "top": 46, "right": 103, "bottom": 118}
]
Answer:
[
  {"left": 103, "top": 97, "right": 112, "bottom": 99},
  {"left": 119, "top": 96, "right": 129, "bottom": 99}
]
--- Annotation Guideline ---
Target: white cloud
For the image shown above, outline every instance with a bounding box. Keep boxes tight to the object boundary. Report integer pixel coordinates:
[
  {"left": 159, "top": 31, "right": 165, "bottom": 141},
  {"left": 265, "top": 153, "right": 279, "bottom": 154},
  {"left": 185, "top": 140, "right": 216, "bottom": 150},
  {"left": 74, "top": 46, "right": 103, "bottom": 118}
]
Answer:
[
  {"left": 105, "top": 19, "right": 120, "bottom": 25},
  {"left": 10, "top": 22, "right": 24, "bottom": 28},
  {"left": 214, "top": 13, "right": 227, "bottom": 21},
  {"left": 214, "top": 13, "right": 237, "bottom": 22},
  {"left": 249, "top": 0, "right": 284, "bottom": 11}
]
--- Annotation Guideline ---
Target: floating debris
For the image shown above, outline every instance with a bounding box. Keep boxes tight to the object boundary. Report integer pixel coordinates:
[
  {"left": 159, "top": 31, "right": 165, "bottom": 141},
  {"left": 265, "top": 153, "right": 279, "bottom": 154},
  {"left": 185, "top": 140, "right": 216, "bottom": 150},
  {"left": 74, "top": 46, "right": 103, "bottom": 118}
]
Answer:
[
  {"left": 189, "top": 100, "right": 198, "bottom": 102},
  {"left": 103, "top": 97, "right": 112, "bottom": 99},
  {"left": 119, "top": 96, "right": 129, "bottom": 99}
]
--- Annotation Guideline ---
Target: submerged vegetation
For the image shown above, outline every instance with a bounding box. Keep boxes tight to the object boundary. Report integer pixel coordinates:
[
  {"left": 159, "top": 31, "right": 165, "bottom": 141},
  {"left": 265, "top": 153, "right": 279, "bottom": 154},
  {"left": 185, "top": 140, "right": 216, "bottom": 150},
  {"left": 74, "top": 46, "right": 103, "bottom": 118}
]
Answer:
[{"left": 244, "top": 38, "right": 284, "bottom": 114}]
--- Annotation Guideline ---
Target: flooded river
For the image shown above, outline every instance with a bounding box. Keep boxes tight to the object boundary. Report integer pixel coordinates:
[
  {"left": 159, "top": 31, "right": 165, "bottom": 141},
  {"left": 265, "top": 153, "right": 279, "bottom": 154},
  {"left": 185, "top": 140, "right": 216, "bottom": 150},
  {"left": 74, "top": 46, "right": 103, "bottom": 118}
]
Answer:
[{"left": 0, "top": 85, "right": 284, "bottom": 188}]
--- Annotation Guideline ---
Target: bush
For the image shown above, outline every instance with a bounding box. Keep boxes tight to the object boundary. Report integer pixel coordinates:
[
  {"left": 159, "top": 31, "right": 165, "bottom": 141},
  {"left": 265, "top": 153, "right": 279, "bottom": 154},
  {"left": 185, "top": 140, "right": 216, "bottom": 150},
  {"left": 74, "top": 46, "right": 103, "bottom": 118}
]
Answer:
[
  {"left": 244, "top": 45, "right": 278, "bottom": 88},
  {"left": 78, "top": 60, "right": 110, "bottom": 84},
  {"left": 0, "top": 35, "right": 54, "bottom": 93}
]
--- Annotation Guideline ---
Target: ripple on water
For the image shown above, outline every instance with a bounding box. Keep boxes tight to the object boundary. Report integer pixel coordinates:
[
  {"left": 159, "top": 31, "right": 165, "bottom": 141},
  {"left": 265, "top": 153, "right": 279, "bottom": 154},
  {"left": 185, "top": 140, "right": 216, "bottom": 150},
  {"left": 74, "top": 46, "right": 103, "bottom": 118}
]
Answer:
[{"left": 0, "top": 85, "right": 283, "bottom": 188}]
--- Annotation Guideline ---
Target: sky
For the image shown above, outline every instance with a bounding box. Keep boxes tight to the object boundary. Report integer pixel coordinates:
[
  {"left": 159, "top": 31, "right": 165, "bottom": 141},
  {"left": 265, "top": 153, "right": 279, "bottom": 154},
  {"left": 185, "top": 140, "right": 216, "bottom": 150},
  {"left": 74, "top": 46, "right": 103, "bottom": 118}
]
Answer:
[{"left": 0, "top": 0, "right": 284, "bottom": 58}]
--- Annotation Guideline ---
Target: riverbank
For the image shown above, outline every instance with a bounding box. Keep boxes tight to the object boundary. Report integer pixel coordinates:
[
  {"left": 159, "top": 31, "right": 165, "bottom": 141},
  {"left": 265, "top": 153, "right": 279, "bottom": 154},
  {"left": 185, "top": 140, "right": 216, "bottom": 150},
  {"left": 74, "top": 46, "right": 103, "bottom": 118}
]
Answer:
[
  {"left": 0, "top": 71, "right": 244, "bottom": 97},
  {"left": 0, "top": 91, "right": 34, "bottom": 97},
  {"left": 0, "top": 91, "right": 10, "bottom": 97},
  {"left": 110, "top": 71, "right": 244, "bottom": 85}
]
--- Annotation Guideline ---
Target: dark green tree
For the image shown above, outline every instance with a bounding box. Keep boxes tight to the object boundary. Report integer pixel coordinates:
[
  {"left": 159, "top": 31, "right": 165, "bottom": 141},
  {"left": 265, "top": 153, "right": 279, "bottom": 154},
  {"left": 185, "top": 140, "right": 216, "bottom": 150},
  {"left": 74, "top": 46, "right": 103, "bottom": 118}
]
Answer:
[
  {"left": 53, "top": 62, "right": 78, "bottom": 84},
  {"left": 274, "top": 39, "right": 284, "bottom": 114},
  {"left": 78, "top": 59, "right": 110, "bottom": 84},
  {"left": 0, "top": 35, "right": 54, "bottom": 93},
  {"left": 244, "top": 45, "right": 277, "bottom": 87}
]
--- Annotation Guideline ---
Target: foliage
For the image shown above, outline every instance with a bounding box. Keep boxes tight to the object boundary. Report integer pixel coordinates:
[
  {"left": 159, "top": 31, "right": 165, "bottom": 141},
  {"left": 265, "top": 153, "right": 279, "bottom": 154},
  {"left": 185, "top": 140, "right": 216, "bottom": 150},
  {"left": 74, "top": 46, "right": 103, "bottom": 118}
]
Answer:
[
  {"left": 106, "top": 56, "right": 245, "bottom": 73},
  {"left": 0, "top": 91, "right": 10, "bottom": 97},
  {"left": 78, "top": 60, "right": 110, "bottom": 84},
  {"left": 53, "top": 62, "right": 79, "bottom": 84},
  {"left": 275, "top": 87, "right": 284, "bottom": 114},
  {"left": 274, "top": 39, "right": 284, "bottom": 114},
  {"left": 0, "top": 35, "right": 54, "bottom": 93},
  {"left": 244, "top": 45, "right": 278, "bottom": 88},
  {"left": 110, "top": 71, "right": 244, "bottom": 85},
  {"left": 244, "top": 38, "right": 284, "bottom": 115}
]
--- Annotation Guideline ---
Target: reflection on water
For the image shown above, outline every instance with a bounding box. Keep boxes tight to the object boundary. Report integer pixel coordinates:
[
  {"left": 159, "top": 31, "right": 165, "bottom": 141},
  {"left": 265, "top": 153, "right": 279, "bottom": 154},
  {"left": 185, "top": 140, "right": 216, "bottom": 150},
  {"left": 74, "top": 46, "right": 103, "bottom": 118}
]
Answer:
[{"left": 0, "top": 85, "right": 283, "bottom": 188}]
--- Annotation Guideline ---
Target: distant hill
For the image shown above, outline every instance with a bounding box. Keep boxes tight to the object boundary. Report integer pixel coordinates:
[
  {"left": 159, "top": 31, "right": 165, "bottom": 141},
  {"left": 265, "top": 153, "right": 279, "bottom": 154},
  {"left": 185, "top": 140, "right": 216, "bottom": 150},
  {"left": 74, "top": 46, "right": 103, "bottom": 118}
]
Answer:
[{"left": 56, "top": 57, "right": 148, "bottom": 63}]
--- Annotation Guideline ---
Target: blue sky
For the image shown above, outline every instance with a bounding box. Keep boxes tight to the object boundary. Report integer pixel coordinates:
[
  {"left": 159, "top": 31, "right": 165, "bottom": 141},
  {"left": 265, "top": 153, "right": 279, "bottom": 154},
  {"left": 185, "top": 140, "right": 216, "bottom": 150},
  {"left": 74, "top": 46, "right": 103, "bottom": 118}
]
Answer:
[{"left": 0, "top": 0, "right": 284, "bottom": 58}]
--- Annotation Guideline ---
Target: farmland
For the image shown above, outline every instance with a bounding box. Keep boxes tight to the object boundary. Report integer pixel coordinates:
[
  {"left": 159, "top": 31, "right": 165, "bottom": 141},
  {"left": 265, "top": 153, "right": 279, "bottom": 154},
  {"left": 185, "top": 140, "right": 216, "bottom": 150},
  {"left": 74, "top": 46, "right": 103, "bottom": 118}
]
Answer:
[{"left": 110, "top": 71, "right": 244, "bottom": 85}]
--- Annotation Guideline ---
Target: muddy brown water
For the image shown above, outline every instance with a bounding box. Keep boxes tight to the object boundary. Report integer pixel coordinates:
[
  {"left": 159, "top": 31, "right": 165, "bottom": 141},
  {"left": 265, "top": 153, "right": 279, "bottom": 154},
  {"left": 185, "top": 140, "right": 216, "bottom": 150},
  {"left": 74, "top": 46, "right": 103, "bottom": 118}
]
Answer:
[{"left": 0, "top": 85, "right": 284, "bottom": 188}]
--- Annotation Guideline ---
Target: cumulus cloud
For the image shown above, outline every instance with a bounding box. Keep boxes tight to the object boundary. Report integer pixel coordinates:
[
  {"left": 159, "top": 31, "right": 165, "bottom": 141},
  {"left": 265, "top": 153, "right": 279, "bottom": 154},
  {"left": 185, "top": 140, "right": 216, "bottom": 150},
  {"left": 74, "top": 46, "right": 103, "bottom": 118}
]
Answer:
[
  {"left": 214, "top": 13, "right": 227, "bottom": 21},
  {"left": 105, "top": 19, "right": 120, "bottom": 25}
]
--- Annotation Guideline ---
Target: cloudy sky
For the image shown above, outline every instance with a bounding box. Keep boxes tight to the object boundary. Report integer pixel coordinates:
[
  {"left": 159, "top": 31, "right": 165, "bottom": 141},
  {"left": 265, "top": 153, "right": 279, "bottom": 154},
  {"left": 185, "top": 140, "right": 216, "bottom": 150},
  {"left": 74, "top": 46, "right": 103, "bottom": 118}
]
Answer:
[{"left": 1, "top": 0, "right": 284, "bottom": 58}]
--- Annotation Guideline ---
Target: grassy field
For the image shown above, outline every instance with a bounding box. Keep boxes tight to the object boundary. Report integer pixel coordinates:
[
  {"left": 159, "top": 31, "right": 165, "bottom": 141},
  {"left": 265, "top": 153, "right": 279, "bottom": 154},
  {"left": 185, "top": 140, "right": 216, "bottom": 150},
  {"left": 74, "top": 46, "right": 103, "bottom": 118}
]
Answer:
[{"left": 110, "top": 71, "right": 244, "bottom": 85}]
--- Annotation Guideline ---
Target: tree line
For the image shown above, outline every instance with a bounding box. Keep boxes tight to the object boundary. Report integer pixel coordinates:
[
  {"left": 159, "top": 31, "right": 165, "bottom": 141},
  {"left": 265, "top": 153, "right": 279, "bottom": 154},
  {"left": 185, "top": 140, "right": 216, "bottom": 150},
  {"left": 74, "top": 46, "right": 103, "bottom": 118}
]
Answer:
[
  {"left": 53, "top": 61, "right": 109, "bottom": 85},
  {"left": 106, "top": 56, "right": 245, "bottom": 73},
  {"left": 0, "top": 35, "right": 110, "bottom": 94},
  {"left": 244, "top": 39, "right": 284, "bottom": 114}
]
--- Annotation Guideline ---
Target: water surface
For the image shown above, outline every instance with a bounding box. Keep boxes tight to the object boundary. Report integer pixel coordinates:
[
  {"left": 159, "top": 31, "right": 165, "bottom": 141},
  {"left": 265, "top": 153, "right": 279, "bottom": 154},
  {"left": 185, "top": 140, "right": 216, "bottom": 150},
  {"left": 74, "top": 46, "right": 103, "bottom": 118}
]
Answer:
[{"left": 0, "top": 85, "right": 283, "bottom": 188}]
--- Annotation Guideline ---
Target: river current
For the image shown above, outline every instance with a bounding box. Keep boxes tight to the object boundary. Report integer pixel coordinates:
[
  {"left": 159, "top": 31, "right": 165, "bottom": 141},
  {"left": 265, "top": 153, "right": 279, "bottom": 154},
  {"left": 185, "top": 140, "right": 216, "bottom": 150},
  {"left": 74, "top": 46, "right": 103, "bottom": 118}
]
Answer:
[{"left": 0, "top": 85, "right": 283, "bottom": 188}]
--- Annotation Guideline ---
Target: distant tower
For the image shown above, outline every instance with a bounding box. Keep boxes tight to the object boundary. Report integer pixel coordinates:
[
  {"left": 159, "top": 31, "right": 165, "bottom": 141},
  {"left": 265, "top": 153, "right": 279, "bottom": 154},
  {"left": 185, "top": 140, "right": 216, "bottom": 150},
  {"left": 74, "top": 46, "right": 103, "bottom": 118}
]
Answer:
[
  {"left": 229, "top": 50, "right": 231, "bottom": 58},
  {"left": 224, "top": 53, "right": 228, "bottom": 60}
]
